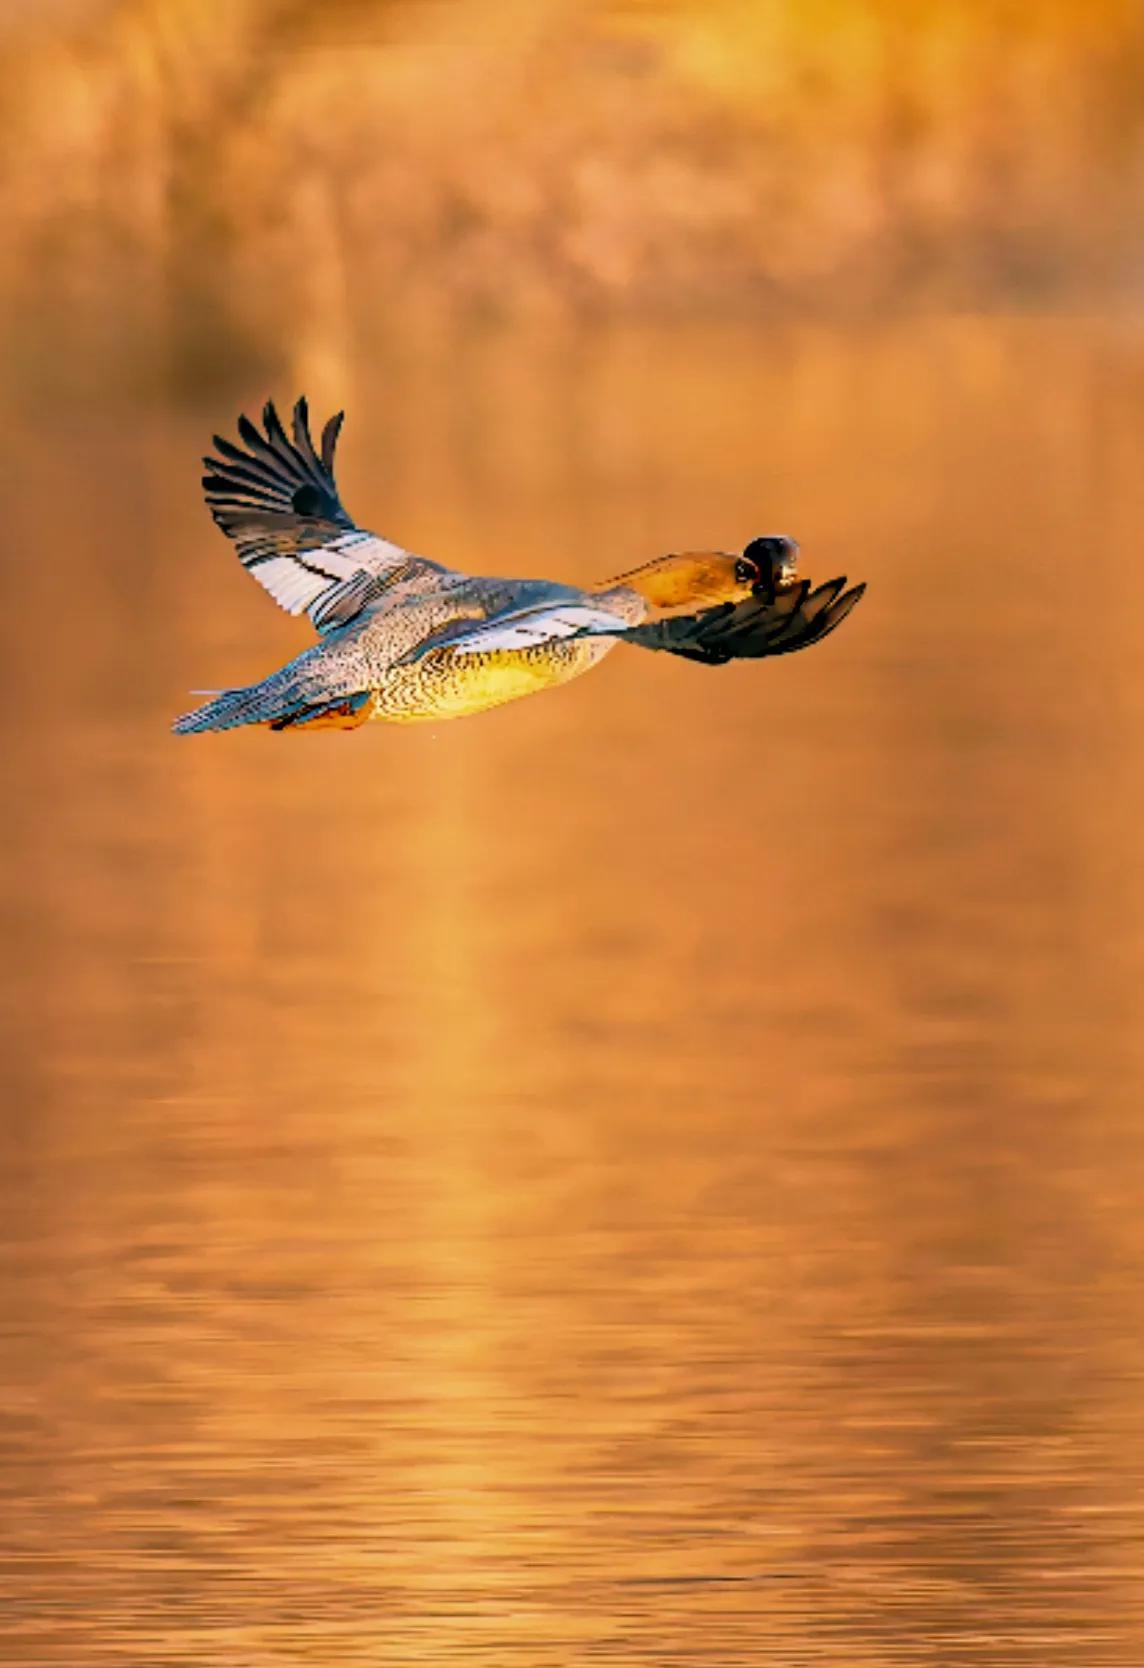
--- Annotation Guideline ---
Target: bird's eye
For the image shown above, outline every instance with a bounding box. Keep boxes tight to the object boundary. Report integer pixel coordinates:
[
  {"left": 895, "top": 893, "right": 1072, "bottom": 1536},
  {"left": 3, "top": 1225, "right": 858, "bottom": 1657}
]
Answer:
[{"left": 734, "top": 557, "right": 759, "bottom": 586}]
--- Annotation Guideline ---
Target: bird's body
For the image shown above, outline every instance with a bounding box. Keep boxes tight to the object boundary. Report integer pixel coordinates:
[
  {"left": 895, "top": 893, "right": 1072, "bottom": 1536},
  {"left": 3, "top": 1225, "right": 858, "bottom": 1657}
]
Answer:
[
  {"left": 364, "top": 631, "right": 620, "bottom": 725},
  {"left": 174, "top": 400, "right": 864, "bottom": 735},
  {"left": 226, "top": 576, "right": 638, "bottom": 729}
]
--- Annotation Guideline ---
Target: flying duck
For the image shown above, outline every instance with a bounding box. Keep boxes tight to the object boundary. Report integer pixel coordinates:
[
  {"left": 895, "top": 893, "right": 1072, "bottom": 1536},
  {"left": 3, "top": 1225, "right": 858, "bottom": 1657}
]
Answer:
[{"left": 173, "top": 400, "right": 865, "bottom": 733}]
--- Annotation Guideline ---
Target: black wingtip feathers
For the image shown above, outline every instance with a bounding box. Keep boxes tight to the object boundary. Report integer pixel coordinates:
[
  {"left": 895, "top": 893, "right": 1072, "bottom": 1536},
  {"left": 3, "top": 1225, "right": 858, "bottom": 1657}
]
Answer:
[{"left": 201, "top": 397, "right": 352, "bottom": 534}]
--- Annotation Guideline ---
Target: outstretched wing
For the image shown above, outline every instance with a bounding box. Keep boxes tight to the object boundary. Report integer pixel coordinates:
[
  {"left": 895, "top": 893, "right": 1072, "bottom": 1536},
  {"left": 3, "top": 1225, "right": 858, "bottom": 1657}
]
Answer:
[
  {"left": 202, "top": 398, "right": 448, "bottom": 633},
  {"left": 613, "top": 576, "right": 866, "bottom": 664},
  {"left": 412, "top": 576, "right": 865, "bottom": 665}
]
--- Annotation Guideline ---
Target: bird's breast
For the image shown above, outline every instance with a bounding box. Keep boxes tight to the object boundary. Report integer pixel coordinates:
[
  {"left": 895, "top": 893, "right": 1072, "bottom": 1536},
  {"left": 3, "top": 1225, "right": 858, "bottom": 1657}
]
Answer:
[{"left": 366, "top": 637, "right": 615, "bottom": 723}]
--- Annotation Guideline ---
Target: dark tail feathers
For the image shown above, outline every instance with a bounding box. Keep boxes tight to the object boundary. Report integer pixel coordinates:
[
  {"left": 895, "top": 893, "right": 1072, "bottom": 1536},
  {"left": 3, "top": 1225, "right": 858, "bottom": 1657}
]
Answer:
[{"left": 173, "top": 660, "right": 370, "bottom": 734}]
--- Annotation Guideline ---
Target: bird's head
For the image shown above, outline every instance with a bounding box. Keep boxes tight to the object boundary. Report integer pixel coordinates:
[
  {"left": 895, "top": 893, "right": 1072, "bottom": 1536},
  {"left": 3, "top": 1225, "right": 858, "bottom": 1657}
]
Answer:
[{"left": 610, "top": 537, "right": 800, "bottom": 611}]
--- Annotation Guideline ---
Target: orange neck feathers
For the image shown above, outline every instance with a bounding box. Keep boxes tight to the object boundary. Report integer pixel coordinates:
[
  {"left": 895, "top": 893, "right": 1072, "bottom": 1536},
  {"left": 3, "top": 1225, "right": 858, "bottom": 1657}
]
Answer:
[{"left": 600, "top": 552, "right": 749, "bottom": 611}]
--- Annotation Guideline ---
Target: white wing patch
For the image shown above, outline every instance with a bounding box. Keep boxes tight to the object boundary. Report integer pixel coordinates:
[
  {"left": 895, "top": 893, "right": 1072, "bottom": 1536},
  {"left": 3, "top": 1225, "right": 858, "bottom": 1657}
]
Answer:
[
  {"left": 444, "top": 603, "right": 632, "bottom": 657},
  {"left": 253, "top": 556, "right": 335, "bottom": 617},
  {"left": 251, "top": 533, "right": 418, "bottom": 626}
]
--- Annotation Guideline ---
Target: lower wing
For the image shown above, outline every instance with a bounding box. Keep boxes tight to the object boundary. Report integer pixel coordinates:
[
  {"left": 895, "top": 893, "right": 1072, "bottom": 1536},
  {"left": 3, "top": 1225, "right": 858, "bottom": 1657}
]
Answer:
[
  {"left": 615, "top": 577, "right": 865, "bottom": 664},
  {"left": 397, "top": 600, "right": 638, "bottom": 662},
  {"left": 404, "top": 578, "right": 864, "bottom": 665}
]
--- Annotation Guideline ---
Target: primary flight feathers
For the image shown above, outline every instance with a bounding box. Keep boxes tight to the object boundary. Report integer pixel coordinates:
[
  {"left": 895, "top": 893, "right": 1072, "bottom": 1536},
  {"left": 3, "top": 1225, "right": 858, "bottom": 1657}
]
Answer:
[
  {"left": 201, "top": 397, "right": 428, "bottom": 633},
  {"left": 176, "top": 399, "right": 865, "bottom": 733}
]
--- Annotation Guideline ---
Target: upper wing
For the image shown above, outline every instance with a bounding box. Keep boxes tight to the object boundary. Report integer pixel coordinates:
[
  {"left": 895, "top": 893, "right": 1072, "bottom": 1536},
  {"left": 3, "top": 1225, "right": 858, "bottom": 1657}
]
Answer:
[
  {"left": 613, "top": 576, "right": 866, "bottom": 664},
  {"left": 201, "top": 398, "right": 449, "bottom": 633}
]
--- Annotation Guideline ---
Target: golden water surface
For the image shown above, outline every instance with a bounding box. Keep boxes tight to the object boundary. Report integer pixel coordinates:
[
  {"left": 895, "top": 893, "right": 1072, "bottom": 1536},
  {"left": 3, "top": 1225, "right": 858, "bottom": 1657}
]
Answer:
[{"left": 2, "top": 315, "right": 1144, "bottom": 1663}]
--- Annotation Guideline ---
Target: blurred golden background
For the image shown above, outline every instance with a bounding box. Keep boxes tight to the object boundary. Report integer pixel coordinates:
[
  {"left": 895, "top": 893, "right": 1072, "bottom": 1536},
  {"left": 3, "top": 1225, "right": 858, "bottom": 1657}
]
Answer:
[
  {"left": 3, "top": 4, "right": 1144, "bottom": 1665},
  {"left": 4, "top": 0, "right": 1144, "bottom": 392}
]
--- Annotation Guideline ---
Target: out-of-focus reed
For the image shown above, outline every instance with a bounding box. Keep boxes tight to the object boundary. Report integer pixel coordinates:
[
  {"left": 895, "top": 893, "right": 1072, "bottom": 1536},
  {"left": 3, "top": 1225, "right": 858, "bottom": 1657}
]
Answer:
[{"left": 3, "top": 0, "right": 1143, "bottom": 388}]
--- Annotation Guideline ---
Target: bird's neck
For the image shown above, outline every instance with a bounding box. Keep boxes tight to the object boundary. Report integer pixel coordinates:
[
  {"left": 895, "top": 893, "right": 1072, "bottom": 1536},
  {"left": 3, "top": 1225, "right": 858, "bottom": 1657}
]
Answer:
[
  {"left": 597, "top": 553, "right": 726, "bottom": 611},
  {"left": 603, "top": 558, "right": 688, "bottom": 608},
  {"left": 590, "top": 581, "right": 649, "bottom": 626}
]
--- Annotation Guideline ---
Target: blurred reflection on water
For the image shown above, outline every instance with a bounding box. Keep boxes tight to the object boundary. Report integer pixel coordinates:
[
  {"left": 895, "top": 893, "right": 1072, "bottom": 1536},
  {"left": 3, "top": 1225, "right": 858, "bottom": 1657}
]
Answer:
[{"left": 2, "top": 316, "right": 1144, "bottom": 1664}]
